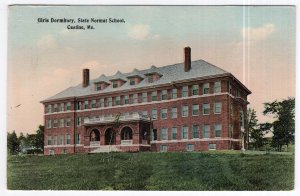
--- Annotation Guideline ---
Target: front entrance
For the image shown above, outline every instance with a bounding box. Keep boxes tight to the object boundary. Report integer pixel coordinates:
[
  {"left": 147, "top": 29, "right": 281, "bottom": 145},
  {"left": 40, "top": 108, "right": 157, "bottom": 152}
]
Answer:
[{"left": 105, "top": 128, "right": 116, "bottom": 145}]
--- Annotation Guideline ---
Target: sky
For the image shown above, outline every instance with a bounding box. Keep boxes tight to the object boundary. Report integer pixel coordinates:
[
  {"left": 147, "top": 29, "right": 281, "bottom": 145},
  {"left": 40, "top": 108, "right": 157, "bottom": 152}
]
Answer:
[{"left": 7, "top": 5, "right": 295, "bottom": 134}]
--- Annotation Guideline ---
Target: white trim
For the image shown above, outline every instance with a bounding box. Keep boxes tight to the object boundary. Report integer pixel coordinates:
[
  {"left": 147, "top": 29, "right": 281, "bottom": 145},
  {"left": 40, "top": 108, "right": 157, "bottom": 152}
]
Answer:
[
  {"left": 151, "top": 138, "right": 240, "bottom": 144},
  {"left": 83, "top": 144, "right": 151, "bottom": 148},
  {"left": 44, "top": 144, "right": 84, "bottom": 148}
]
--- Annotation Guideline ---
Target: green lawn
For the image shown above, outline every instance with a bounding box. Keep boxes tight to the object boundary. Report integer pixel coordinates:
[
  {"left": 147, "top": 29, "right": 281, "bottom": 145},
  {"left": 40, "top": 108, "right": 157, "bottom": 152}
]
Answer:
[{"left": 7, "top": 151, "right": 294, "bottom": 190}]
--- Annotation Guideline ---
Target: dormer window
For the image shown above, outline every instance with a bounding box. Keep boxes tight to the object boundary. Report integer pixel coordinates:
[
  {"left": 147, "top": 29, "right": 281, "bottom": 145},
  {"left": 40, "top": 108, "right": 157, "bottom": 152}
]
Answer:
[
  {"left": 148, "top": 75, "right": 153, "bottom": 83},
  {"left": 112, "top": 81, "right": 118, "bottom": 88},
  {"left": 95, "top": 83, "right": 101, "bottom": 91},
  {"left": 130, "top": 78, "right": 135, "bottom": 85}
]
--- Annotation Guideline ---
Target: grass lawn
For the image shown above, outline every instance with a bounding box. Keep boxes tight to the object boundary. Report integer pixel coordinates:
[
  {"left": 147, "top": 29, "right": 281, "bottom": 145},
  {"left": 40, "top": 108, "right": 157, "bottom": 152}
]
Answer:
[{"left": 7, "top": 151, "right": 294, "bottom": 190}]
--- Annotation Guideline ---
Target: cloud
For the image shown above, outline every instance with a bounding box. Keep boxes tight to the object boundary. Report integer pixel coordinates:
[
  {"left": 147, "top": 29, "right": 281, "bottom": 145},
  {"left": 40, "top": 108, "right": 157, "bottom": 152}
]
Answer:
[
  {"left": 37, "top": 34, "right": 57, "bottom": 49},
  {"left": 128, "top": 24, "right": 150, "bottom": 40},
  {"left": 241, "top": 23, "right": 275, "bottom": 42}
]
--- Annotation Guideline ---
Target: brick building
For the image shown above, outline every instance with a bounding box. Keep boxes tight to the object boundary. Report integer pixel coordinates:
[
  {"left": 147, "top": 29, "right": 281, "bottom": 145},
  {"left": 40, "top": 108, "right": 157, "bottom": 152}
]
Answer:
[{"left": 41, "top": 47, "right": 251, "bottom": 155}]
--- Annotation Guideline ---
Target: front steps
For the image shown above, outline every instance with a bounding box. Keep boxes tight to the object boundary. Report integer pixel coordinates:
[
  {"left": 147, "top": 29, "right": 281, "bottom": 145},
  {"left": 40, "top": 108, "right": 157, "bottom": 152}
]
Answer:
[{"left": 90, "top": 145, "right": 121, "bottom": 153}]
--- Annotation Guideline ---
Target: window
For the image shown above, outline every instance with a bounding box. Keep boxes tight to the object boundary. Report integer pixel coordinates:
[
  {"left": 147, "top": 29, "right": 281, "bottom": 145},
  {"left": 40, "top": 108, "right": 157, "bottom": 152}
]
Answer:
[
  {"left": 47, "top": 135, "right": 52, "bottom": 145},
  {"left": 107, "top": 97, "right": 112, "bottom": 106},
  {"left": 84, "top": 101, "right": 89, "bottom": 109},
  {"left": 130, "top": 78, "right": 135, "bottom": 85},
  {"left": 160, "top": 145, "right": 168, "bottom": 152},
  {"left": 141, "top": 111, "right": 148, "bottom": 117},
  {"left": 182, "top": 86, "right": 188, "bottom": 97},
  {"left": 100, "top": 98, "right": 104, "bottom": 107},
  {"left": 65, "top": 118, "right": 70, "bottom": 127},
  {"left": 192, "top": 104, "right": 199, "bottom": 116},
  {"left": 203, "top": 103, "right": 210, "bottom": 115},
  {"left": 53, "top": 135, "right": 57, "bottom": 145},
  {"left": 46, "top": 120, "right": 52, "bottom": 129},
  {"left": 133, "top": 94, "right": 138, "bottom": 104},
  {"left": 182, "top": 126, "right": 188, "bottom": 139},
  {"left": 47, "top": 105, "right": 52, "bottom": 113},
  {"left": 161, "top": 128, "right": 168, "bottom": 140},
  {"left": 151, "top": 91, "right": 157, "bottom": 101},
  {"left": 192, "top": 125, "right": 199, "bottom": 138},
  {"left": 54, "top": 104, "right": 58, "bottom": 112},
  {"left": 49, "top": 150, "right": 54, "bottom": 155},
  {"left": 214, "top": 124, "right": 222, "bottom": 138},
  {"left": 214, "top": 102, "right": 222, "bottom": 114},
  {"left": 91, "top": 100, "right": 96, "bottom": 108},
  {"left": 53, "top": 119, "right": 58, "bottom": 128},
  {"left": 192, "top": 85, "right": 199, "bottom": 96},
  {"left": 152, "top": 109, "right": 157, "bottom": 120},
  {"left": 152, "top": 129, "right": 157, "bottom": 141},
  {"left": 66, "top": 134, "right": 71, "bottom": 145},
  {"left": 112, "top": 81, "right": 118, "bottom": 88},
  {"left": 171, "top": 89, "right": 177, "bottom": 99},
  {"left": 148, "top": 75, "right": 153, "bottom": 83},
  {"left": 59, "top": 103, "right": 64, "bottom": 112},
  {"left": 75, "top": 133, "right": 80, "bottom": 144},
  {"left": 161, "top": 90, "right": 167, "bottom": 100},
  {"left": 124, "top": 112, "right": 130, "bottom": 117},
  {"left": 76, "top": 117, "right": 81, "bottom": 127},
  {"left": 95, "top": 83, "right": 101, "bottom": 91},
  {"left": 187, "top": 144, "right": 194, "bottom": 151},
  {"left": 182, "top": 105, "right": 188, "bottom": 117},
  {"left": 76, "top": 102, "right": 82, "bottom": 110},
  {"left": 59, "top": 119, "right": 64, "bottom": 128},
  {"left": 124, "top": 95, "right": 129, "bottom": 105},
  {"left": 214, "top": 81, "right": 221, "bottom": 93},
  {"left": 161, "top": 108, "right": 167, "bottom": 119},
  {"left": 203, "top": 125, "right": 210, "bottom": 138},
  {"left": 115, "top": 96, "right": 121, "bottom": 105},
  {"left": 142, "top": 92, "right": 147, "bottom": 102},
  {"left": 171, "top": 127, "right": 177, "bottom": 140},
  {"left": 66, "top": 102, "right": 71, "bottom": 111},
  {"left": 58, "top": 135, "right": 64, "bottom": 145},
  {"left": 62, "top": 148, "right": 67, "bottom": 154},
  {"left": 203, "top": 83, "right": 209, "bottom": 94},
  {"left": 171, "top": 107, "right": 177, "bottom": 118},
  {"left": 209, "top": 143, "right": 216, "bottom": 150}
]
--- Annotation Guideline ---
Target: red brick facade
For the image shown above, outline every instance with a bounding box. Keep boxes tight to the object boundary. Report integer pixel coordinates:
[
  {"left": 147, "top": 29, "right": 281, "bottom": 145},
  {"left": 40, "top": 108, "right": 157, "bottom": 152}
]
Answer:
[{"left": 41, "top": 48, "right": 250, "bottom": 155}]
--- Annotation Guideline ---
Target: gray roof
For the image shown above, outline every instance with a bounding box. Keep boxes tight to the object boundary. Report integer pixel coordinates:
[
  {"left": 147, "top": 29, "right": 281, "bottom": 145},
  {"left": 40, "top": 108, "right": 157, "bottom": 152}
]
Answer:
[{"left": 43, "top": 60, "right": 229, "bottom": 102}]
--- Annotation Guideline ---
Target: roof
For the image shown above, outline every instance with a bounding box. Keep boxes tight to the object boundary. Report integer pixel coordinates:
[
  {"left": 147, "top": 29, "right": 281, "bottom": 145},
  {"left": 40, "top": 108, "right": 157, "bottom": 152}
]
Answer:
[{"left": 42, "top": 59, "right": 240, "bottom": 102}]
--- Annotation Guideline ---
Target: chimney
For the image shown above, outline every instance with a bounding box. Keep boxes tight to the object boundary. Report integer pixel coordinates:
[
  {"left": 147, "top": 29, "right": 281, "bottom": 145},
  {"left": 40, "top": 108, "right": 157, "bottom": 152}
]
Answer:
[
  {"left": 184, "top": 46, "right": 191, "bottom": 72},
  {"left": 82, "top": 69, "right": 90, "bottom": 87}
]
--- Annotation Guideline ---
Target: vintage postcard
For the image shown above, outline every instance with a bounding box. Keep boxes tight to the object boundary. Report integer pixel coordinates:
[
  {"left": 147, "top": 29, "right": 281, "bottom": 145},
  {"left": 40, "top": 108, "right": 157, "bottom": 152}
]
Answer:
[{"left": 5, "top": 3, "right": 296, "bottom": 192}]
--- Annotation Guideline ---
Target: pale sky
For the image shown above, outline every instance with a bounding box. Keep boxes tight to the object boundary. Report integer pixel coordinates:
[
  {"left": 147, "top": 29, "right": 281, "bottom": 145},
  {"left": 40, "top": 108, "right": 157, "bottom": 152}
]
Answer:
[{"left": 7, "top": 5, "right": 295, "bottom": 134}]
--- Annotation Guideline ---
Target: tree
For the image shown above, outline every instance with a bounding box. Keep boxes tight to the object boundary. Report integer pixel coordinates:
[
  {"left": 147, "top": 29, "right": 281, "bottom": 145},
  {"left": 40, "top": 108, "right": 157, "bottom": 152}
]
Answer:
[
  {"left": 7, "top": 131, "right": 20, "bottom": 154},
  {"left": 247, "top": 108, "right": 268, "bottom": 150},
  {"left": 263, "top": 97, "right": 295, "bottom": 151},
  {"left": 34, "top": 125, "right": 44, "bottom": 153}
]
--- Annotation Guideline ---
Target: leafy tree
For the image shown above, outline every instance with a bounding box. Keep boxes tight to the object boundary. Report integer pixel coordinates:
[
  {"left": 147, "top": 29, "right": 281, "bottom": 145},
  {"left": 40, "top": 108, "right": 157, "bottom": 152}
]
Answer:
[
  {"left": 34, "top": 125, "right": 44, "bottom": 152},
  {"left": 263, "top": 97, "right": 295, "bottom": 151},
  {"left": 7, "top": 131, "right": 20, "bottom": 154},
  {"left": 247, "top": 108, "right": 268, "bottom": 150}
]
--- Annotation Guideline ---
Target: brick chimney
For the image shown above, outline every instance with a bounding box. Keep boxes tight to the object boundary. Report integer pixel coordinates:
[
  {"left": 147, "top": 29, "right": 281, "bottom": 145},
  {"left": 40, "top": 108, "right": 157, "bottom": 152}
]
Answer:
[
  {"left": 82, "top": 69, "right": 90, "bottom": 87},
  {"left": 184, "top": 47, "right": 191, "bottom": 72}
]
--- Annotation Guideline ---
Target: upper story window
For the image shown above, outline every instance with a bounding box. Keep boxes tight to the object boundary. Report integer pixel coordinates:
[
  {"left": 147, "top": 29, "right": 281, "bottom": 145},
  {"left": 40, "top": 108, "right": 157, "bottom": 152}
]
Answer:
[
  {"left": 53, "top": 135, "right": 57, "bottom": 146},
  {"left": 171, "top": 107, "right": 177, "bottom": 119},
  {"left": 99, "top": 98, "right": 104, "bottom": 107},
  {"left": 203, "top": 125, "right": 210, "bottom": 138},
  {"left": 53, "top": 119, "right": 58, "bottom": 128},
  {"left": 59, "top": 103, "right": 64, "bottom": 112},
  {"left": 47, "top": 136, "right": 52, "bottom": 145},
  {"left": 152, "top": 109, "right": 157, "bottom": 120},
  {"left": 192, "top": 104, "right": 199, "bottom": 116},
  {"left": 203, "top": 83, "right": 210, "bottom": 95},
  {"left": 46, "top": 120, "right": 52, "bottom": 129},
  {"left": 151, "top": 91, "right": 157, "bottom": 101},
  {"left": 182, "top": 105, "right": 188, "bottom": 117},
  {"left": 46, "top": 105, "right": 52, "bottom": 113},
  {"left": 214, "top": 102, "right": 222, "bottom": 114},
  {"left": 130, "top": 78, "right": 135, "bottom": 85},
  {"left": 59, "top": 119, "right": 64, "bottom": 128},
  {"left": 108, "top": 97, "right": 112, "bottom": 106},
  {"left": 112, "top": 81, "right": 118, "bottom": 88},
  {"left": 192, "top": 125, "right": 199, "bottom": 139},
  {"left": 171, "top": 127, "right": 177, "bottom": 140},
  {"left": 214, "top": 124, "right": 222, "bottom": 138},
  {"left": 161, "top": 128, "right": 168, "bottom": 141},
  {"left": 142, "top": 92, "right": 148, "bottom": 102},
  {"left": 203, "top": 103, "right": 210, "bottom": 115},
  {"left": 66, "top": 102, "right": 71, "bottom": 111},
  {"left": 66, "top": 134, "right": 71, "bottom": 145},
  {"left": 161, "top": 90, "right": 167, "bottom": 100},
  {"left": 66, "top": 118, "right": 70, "bottom": 127},
  {"left": 182, "top": 86, "right": 188, "bottom": 97},
  {"left": 115, "top": 96, "right": 121, "bottom": 105},
  {"left": 192, "top": 85, "right": 199, "bottom": 96},
  {"left": 124, "top": 95, "right": 129, "bottom": 105},
  {"left": 214, "top": 81, "right": 221, "bottom": 93},
  {"left": 161, "top": 108, "right": 167, "bottom": 119},
  {"left": 91, "top": 100, "right": 96, "bottom": 108},
  {"left": 84, "top": 101, "right": 89, "bottom": 110},
  {"left": 181, "top": 125, "right": 188, "bottom": 140},
  {"left": 133, "top": 94, "right": 138, "bottom": 104},
  {"left": 171, "top": 89, "right": 177, "bottom": 99},
  {"left": 53, "top": 104, "right": 58, "bottom": 112},
  {"left": 148, "top": 75, "right": 153, "bottom": 83}
]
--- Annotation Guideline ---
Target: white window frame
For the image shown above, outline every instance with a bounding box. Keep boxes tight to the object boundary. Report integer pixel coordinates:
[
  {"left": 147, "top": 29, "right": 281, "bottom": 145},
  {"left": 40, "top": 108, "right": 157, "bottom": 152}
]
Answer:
[
  {"left": 182, "top": 105, "right": 188, "bottom": 117},
  {"left": 182, "top": 126, "right": 188, "bottom": 140},
  {"left": 192, "top": 104, "right": 199, "bottom": 116},
  {"left": 182, "top": 86, "right": 188, "bottom": 97},
  {"left": 171, "top": 107, "right": 177, "bottom": 119},
  {"left": 214, "top": 102, "right": 222, "bottom": 114},
  {"left": 161, "top": 108, "right": 167, "bottom": 119}
]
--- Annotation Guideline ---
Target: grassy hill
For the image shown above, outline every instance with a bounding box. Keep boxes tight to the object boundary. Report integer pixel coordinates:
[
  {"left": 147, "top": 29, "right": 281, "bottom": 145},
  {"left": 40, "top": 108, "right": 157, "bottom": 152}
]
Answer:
[{"left": 7, "top": 151, "right": 294, "bottom": 190}]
